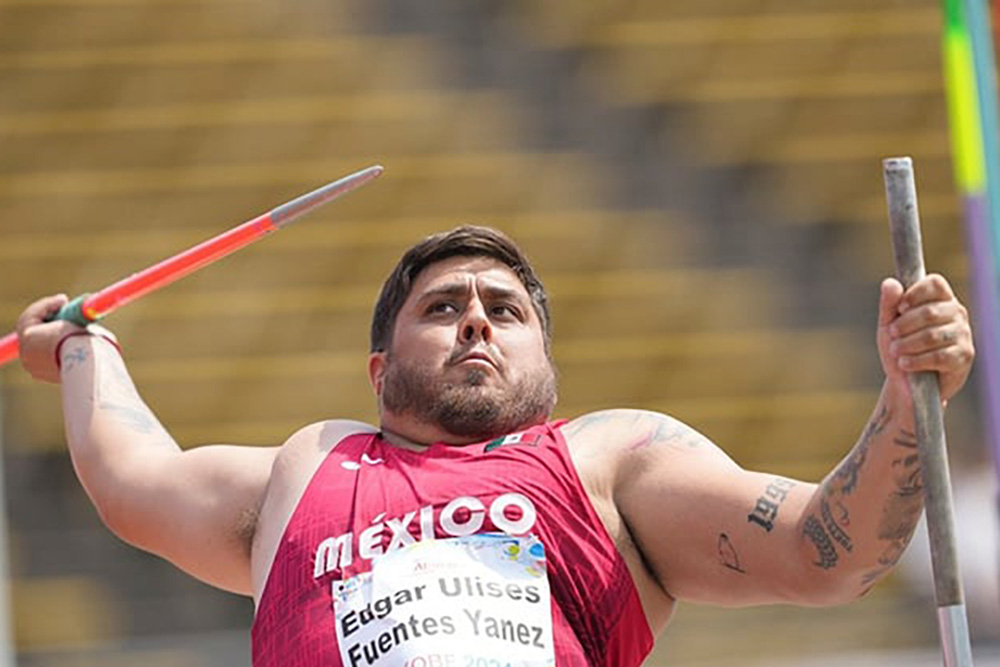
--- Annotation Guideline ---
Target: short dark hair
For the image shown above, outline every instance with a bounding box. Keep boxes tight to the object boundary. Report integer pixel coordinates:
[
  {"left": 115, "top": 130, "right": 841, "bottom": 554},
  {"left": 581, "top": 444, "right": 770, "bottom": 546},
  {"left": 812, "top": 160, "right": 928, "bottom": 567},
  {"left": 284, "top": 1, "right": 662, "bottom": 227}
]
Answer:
[{"left": 370, "top": 226, "right": 551, "bottom": 353}]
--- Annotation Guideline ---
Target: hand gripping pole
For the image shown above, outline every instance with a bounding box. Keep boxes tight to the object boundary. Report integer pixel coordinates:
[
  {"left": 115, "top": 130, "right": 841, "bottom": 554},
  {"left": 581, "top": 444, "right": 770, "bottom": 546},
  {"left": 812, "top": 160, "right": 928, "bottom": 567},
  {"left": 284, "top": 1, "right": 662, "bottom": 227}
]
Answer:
[{"left": 883, "top": 157, "right": 974, "bottom": 667}]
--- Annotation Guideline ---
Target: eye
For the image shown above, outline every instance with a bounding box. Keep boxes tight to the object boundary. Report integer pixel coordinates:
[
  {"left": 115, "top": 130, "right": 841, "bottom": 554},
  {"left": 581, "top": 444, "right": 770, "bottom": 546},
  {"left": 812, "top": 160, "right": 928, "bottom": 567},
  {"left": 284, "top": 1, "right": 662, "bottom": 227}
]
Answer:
[
  {"left": 427, "top": 301, "right": 457, "bottom": 315},
  {"left": 491, "top": 304, "right": 521, "bottom": 320}
]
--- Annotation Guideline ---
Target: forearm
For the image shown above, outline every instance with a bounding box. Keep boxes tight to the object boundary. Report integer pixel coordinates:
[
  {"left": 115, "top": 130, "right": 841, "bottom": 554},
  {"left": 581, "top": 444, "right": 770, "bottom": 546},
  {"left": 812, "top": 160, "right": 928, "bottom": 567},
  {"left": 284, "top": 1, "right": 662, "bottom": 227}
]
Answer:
[
  {"left": 799, "top": 380, "right": 923, "bottom": 600},
  {"left": 59, "top": 334, "right": 181, "bottom": 532}
]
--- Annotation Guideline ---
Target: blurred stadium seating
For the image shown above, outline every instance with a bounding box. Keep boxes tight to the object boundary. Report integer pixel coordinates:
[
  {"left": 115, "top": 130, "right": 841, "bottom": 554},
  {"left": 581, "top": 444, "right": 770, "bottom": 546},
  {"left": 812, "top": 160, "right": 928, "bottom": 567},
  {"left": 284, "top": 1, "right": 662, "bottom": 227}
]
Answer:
[{"left": 0, "top": 0, "right": 992, "bottom": 664}]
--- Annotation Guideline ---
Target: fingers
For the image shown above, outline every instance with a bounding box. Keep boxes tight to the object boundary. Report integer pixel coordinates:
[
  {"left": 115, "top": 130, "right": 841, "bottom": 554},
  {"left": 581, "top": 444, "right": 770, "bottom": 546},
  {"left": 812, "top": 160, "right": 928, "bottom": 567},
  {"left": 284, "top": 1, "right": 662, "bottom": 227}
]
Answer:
[
  {"left": 880, "top": 274, "right": 975, "bottom": 395},
  {"left": 889, "top": 299, "right": 968, "bottom": 339},
  {"left": 888, "top": 322, "right": 971, "bottom": 369},
  {"left": 16, "top": 293, "right": 68, "bottom": 333},
  {"left": 15, "top": 294, "right": 81, "bottom": 384},
  {"left": 898, "top": 273, "right": 956, "bottom": 312},
  {"left": 878, "top": 278, "right": 905, "bottom": 326},
  {"left": 892, "top": 343, "right": 974, "bottom": 374}
]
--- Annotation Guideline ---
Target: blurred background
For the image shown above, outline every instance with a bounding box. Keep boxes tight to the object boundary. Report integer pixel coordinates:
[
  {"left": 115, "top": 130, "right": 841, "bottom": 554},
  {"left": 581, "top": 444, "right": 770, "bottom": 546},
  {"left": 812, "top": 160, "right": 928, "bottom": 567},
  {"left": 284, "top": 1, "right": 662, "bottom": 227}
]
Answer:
[{"left": 0, "top": 0, "right": 998, "bottom": 664}]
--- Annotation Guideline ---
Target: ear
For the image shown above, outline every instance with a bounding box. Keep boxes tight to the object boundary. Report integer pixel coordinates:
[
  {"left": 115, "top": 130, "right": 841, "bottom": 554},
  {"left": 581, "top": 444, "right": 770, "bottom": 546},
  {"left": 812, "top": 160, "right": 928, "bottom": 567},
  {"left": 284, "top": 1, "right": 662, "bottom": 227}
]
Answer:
[{"left": 368, "top": 351, "right": 387, "bottom": 396}]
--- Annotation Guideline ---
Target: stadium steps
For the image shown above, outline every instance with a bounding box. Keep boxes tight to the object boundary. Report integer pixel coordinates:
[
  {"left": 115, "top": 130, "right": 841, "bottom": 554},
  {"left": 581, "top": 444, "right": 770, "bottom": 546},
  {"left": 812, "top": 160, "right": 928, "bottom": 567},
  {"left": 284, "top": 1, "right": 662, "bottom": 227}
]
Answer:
[{"left": 552, "top": 2, "right": 958, "bottom": 279}]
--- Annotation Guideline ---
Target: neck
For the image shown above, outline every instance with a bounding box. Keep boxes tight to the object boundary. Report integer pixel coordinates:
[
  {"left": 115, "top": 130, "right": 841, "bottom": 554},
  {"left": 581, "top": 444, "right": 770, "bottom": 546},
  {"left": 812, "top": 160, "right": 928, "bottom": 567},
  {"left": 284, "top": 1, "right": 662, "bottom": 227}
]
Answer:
[
  {"left": 377, "top": 412, "right": 550, "bottom": 450},
  {"left": 377, "top": 424, "right": 481, "bottom": 451}
]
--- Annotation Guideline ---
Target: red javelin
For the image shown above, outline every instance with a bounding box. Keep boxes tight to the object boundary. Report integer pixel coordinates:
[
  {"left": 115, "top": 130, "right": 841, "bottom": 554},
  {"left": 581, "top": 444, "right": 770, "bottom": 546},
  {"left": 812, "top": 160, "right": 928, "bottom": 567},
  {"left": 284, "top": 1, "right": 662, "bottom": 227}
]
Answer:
[{"left": 0, "top": 164, "right": 383, "bottom": 367}]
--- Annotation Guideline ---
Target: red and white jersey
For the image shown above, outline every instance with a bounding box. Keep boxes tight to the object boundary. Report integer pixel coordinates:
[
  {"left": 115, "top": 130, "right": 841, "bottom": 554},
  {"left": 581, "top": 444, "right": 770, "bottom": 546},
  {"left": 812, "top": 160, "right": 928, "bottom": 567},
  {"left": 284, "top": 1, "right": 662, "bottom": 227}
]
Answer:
[{"left": 251, "top": 421, "right": 653, "bottom": 667}]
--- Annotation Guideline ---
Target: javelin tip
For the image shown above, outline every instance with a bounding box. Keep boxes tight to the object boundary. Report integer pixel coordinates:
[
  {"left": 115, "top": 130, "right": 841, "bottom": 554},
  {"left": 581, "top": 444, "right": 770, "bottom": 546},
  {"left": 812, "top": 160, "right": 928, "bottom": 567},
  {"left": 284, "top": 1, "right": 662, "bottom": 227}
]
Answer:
[{"left": 271, "top": 164, "right": 385, "bottom": 227}]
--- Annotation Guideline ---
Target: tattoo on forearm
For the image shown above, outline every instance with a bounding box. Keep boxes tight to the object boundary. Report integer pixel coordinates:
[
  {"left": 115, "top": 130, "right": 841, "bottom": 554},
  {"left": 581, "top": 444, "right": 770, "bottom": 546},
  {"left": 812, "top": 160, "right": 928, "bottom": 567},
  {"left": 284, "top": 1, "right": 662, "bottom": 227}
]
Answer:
[
  {"left": 820, "top": 498, "right": 853, "bottom": 552},
  {"left": 830, "top": 404, "right": 891, "bottom": 496},
  {"left": 855, "top": 428, "right": 925, "bottom": 585},
  {"left": 804, "top": 405, "right": 891, "bottom": 570},
  {"left": 98, "top": 401, "right": 162, "bottom": 435},
  {"left": 803, "top": 515, "right": 839, "bottom": 569},
  {"left": 718, "top": 533, "right": 746, "bottom": 574},
  {"left": 61, "top": 347, "right": 89, "bottom": 372},
  {"left": 894, "top": 429, "right": 918, "bottom": 450},
  {"left": 861, "top": 540, "right": 909, "bottom": 586},
  {"left": 747, "top": 478, "right": 796, "bottom": 532}
]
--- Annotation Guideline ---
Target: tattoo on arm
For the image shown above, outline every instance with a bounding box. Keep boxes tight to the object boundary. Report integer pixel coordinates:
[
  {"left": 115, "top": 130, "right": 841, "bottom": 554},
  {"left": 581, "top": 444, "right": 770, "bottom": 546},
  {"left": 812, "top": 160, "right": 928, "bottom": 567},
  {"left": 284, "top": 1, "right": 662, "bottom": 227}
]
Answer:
[
  {"left": 829, "top": 403, "right": 891, "bottom": 496},
  {"left": 629, "top": 416, "right": 699, "bottom": 451},
  {"left": 802, "top": 403, "right": 892, "bottom": 570},
  {"left": 61, "top": 346, "right": 89, "bottom": 372},
  {"left": 718, "top": 533, "right": 747, "bottom": 574},
  {"left": 565, "top": 410, "right": 705, "bottom": 451},
  {"left": 820, "top": 498, "right": 853, "bottom": 552},
  {"left": 747, "top": 478, "right": 796, "bottom": 532},
  {"left": 861, "top": 429, "right": 924, "bottom": 584},
  {"left": 803, "top": 515, "right": 839, "bottom": 569},
  {"left": 894, "top": 429, "right": 918, "bottom": 450},
  {"left": 98, "top": 401, "right": 166, "bottom": 437}
]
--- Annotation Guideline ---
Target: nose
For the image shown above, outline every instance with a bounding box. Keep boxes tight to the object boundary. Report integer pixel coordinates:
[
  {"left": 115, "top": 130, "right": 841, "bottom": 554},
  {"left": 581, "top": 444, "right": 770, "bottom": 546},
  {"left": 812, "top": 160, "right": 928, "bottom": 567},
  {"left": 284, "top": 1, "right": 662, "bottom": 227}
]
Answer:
[{"left": 460, "top": 299, "right": 492, "bottom": 344}]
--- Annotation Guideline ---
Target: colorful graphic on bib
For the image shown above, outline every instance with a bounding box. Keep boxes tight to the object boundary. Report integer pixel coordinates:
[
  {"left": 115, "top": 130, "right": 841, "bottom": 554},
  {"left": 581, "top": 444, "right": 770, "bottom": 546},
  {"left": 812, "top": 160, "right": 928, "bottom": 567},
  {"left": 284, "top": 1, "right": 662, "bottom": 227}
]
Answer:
[
  {"left": 333, "top": 535, "right": 555, "bottom": 667},
  {"left": 314, "top": 493, "right": 538, "bottom": 577}
]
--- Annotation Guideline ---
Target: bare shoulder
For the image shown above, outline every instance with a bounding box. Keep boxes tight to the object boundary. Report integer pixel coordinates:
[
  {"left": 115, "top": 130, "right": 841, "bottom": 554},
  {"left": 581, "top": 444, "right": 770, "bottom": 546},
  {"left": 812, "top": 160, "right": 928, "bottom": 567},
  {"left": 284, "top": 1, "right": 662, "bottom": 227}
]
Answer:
[
  {"left": 251, "top": 418, "right": 377, "bottom": 602},
  {"left": 273, "top": 418, "right": 378, "bottom": 468},
  {"left": 266, "top": 418, "right": 379, "bottom": 502}
]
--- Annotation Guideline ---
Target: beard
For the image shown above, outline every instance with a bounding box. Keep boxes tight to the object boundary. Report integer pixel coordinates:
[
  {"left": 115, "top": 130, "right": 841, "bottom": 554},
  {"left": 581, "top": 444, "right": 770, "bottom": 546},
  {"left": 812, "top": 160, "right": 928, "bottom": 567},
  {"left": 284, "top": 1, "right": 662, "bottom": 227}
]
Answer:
[{"left": 380, "top": 352, "right": 558, "bottom": 441}]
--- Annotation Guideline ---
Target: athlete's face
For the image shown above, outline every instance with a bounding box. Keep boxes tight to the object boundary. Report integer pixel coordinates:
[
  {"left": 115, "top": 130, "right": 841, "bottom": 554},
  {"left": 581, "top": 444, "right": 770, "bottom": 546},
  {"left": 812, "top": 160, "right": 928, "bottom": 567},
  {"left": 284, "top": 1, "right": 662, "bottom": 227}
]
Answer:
[{"left": 369, "top": 256, "right": 557, "bottom": 443}]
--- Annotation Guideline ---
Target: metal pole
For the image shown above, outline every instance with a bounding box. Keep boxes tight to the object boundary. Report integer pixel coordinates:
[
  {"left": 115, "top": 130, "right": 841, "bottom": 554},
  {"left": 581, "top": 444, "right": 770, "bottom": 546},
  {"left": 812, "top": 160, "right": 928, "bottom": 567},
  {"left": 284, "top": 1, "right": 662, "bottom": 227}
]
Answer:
[{"left": 883, "top": 157, "right": 975, "bottom": 667}]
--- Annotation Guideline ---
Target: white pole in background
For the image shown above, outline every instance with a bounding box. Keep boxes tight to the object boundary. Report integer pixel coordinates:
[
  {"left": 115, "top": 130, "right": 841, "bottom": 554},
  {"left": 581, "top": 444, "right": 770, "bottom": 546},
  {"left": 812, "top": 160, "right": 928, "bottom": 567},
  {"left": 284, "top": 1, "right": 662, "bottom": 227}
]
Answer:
[{"left": 0, "top": 382, "right": 16, "bottom": 667}]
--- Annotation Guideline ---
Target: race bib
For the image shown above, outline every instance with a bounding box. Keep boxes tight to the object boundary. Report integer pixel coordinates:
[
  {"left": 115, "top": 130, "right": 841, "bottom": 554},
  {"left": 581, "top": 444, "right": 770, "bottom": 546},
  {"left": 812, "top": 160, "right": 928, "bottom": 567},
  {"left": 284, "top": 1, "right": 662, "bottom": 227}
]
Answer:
[{"left": 332, "top": 534, "right": 555, "bottom": 667}]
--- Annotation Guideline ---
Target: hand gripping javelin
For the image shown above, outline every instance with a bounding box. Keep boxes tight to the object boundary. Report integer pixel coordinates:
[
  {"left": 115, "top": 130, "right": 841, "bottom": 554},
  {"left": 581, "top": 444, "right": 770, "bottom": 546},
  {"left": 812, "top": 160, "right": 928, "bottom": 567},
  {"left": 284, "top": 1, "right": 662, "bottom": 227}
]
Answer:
[{"left": 0, "top": 164, "right": 384, "bottom": 367}]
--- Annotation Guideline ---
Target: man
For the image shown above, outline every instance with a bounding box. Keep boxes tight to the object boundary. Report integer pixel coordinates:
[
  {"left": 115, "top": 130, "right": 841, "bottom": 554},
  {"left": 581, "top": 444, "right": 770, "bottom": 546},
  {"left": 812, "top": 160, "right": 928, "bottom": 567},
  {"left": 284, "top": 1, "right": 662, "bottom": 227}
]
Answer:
[{"left": 16, "top": 226, "right": 975, "bottom": 666}]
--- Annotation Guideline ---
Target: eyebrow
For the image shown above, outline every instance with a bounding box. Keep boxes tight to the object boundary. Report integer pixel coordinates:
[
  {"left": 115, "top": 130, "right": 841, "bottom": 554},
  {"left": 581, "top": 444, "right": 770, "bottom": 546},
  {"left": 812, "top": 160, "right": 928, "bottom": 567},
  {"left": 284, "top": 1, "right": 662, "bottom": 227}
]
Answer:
[{"left": 416, "top": 282, "right": 528, "bottom": 306}]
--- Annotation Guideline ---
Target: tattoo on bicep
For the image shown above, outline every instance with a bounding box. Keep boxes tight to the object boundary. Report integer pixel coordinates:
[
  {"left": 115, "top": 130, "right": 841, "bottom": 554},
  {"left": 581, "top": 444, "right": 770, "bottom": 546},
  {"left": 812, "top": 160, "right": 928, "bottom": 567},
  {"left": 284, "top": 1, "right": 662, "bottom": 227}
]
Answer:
[
  {"left": 658, "top": 418, "right": 704, "bottom": 449},
  {"left": 563, "top": 410, "right": 625, "bottom": 440},
  {"left": 747, "top": 478, "right": 796, "bottom": 532},
  {"left": 803, "top": 515, "right": 839, "bottom": 569},
  {"left": 619, "top": 412, "right": 704, "bottom": 452},
  {"left": 718, "top": 533, "right": 746, "bottom": 574}
]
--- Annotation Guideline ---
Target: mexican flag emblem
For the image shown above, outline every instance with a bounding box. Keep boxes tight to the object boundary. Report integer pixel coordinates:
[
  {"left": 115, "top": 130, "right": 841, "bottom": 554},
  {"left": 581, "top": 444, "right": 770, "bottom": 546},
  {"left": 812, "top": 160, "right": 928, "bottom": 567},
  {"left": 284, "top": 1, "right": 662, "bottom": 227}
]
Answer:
[{"left": 484, "top": 431, "right": 540, "bottom": 453}]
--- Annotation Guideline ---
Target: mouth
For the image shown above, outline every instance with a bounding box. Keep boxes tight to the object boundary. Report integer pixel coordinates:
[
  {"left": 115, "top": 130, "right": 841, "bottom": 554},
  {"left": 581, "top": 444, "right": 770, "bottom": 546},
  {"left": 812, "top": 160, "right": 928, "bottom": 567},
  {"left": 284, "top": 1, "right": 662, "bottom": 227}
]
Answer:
[{"left": 453, "top": 351, "right": 498, "bottom": 370}]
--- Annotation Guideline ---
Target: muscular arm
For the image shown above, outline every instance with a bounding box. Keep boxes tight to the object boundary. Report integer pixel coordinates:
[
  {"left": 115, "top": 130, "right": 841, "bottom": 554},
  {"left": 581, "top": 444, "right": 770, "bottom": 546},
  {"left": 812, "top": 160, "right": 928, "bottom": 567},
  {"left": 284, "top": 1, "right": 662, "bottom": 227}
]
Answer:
[
  {"left": 599, "top": 389, "right": 919, "bottom": 607},
  {"left": 590, "top": 275, "right": 973, "bottom": 607},
  {"left": 58, "top": 335, "right": 277, "bottom": 595}
]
